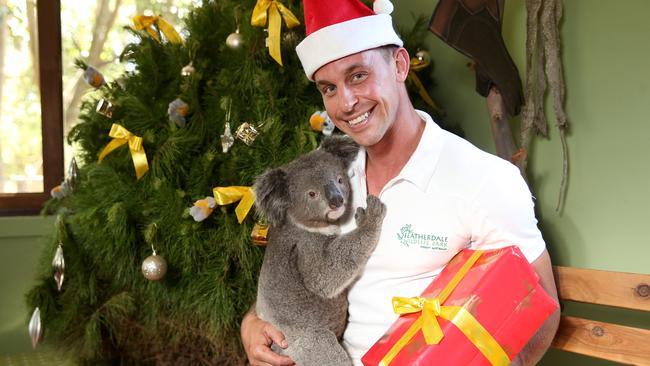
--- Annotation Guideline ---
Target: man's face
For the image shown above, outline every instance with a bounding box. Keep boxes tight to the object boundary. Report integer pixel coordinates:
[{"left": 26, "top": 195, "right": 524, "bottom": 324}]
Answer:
[{"left": 313, "top": 48, "right": 401, "bottom": 148}]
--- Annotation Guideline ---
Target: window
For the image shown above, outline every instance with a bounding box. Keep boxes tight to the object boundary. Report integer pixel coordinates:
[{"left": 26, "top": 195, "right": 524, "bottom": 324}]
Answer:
[
  {"left": 0, "top": 0, "right": 63, "bottom": 215},
  {"left": 0, "top": 0, "right": 197, "bottom": 215}
]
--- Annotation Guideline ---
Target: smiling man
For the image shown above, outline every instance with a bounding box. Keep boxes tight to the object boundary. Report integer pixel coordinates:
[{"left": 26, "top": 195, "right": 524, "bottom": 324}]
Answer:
[{"left": 241, "top": 1, "right": 560, "bottom": 365}]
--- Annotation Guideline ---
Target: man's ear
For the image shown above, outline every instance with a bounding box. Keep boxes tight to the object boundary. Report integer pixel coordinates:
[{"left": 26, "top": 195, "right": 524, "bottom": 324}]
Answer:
[
  {"left": 394, "top": 47, "right": 410, "bottom": 82},
  {"left": 253, "top": 168, "right": 289, "bottom": 226},
  {"left": 320, "top": 135, "right": 359, "bottom": 169}
]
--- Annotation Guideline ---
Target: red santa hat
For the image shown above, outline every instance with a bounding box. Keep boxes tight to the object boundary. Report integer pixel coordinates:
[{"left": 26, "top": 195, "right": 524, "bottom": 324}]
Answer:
[{"left": 296, "top": 0, "right": 403, "bottom": 81}]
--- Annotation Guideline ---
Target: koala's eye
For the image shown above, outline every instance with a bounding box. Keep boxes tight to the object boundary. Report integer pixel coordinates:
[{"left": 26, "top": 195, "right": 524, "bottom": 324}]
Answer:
[
  {"left": 337, "top": 176, "right": 344, "bottom": 184},
  {"left": 308, "top": 191, "right": 317, "bottom": 198}
]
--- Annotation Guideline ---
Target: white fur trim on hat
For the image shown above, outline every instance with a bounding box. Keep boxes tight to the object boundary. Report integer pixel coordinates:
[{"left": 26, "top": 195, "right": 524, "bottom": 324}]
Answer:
[{"left": 296, "top": 14, "right": 403, "bottom": 81}]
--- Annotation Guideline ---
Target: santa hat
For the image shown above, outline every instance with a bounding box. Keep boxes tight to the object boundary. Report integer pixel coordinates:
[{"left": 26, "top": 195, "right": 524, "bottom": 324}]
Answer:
[{"left": 296, "top": 0, "right": 403, "bottom": 81}]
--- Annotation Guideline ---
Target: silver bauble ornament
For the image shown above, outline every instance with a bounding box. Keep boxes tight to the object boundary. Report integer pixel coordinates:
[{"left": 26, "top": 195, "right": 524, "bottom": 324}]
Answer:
[
  {"left": 52, "top": 243, "right": 65, "bottom": 291},
  {"left": 28, "top": 307, "right": 42, "bottom": 349},
  {"left": 226, "top": 28, "right": 244, "bottom": 50},
  {"left": 142, "top": 251, "right": 167, "bottom": 281},
  {"left": 221, "top": 122, "right": 235, "bottom": 153}
]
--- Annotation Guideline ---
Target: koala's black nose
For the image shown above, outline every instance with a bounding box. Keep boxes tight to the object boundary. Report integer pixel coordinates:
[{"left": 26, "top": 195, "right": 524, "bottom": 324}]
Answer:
[{"left": 325, "top": 182, "right": 344, "bottom": 209}]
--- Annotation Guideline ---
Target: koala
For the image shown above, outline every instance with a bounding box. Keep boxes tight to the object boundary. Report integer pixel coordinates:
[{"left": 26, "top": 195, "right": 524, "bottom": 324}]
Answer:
[{"left": 253, "top": 135, "right": 386, "bottom": 366}]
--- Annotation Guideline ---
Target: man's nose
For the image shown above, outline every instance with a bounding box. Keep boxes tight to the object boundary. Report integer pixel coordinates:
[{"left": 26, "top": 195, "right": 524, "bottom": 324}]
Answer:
[{"left": 338, "top": 86, "right": 358, "bottom": 113}]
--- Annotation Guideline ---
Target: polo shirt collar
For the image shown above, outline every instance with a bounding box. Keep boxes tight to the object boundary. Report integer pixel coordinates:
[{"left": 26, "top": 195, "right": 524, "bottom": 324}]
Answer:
[
  {"left": 396, "top": 110, "right": 444, "bottom": 191},
  {"left": 348, "top": 110, "right": 444, "bottom": 193}
]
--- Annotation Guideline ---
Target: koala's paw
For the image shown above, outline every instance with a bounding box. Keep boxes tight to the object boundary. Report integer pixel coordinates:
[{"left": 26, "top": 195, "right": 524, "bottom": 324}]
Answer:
[
  {"left": 355, "top": 195, "right": 386, "bottom": 227},
  {"left": 366, "top": 195, "right": 386, "bottom": 220}
]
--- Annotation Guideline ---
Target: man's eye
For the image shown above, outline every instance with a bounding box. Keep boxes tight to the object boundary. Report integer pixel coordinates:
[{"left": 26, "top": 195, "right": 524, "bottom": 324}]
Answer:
[
  {"left": 351, "top": 73, "right": 367, "bottom": 82},
  {"left": 322, "top": 85, "right": 336, "bottom": 96}
]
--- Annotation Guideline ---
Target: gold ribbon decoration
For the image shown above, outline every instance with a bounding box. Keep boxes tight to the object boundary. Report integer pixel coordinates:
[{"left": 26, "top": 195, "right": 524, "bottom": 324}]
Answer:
[
  {"left": 251, "top": 0, "right": 300, "bottom": 66},
  {"left": 379, "top": 250, "right": 511, "bottom": 366},
  {"left": 133, "top": 15, "right": 183, "bottom": 44},
  {"left": 98, "top": 124, "right": 149, "bottom": 180},
  {"left": 408, "top": 56, "right": 442, "bottom": 113},
  {"left": 212, "top": 186, "right": 255, "bottom": 224}
]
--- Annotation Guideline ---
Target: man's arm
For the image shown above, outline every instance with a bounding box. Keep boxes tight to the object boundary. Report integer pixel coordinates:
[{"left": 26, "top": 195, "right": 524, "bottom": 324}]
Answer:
[
  {"left": 511, "top": 249, "right": 561, "bottom": 366},
  {"left": 240, "top": 306, "right": 295, "bottom": 366}
]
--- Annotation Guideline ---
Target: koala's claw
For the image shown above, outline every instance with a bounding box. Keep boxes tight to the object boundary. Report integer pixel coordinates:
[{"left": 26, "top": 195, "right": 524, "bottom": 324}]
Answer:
[
  {"left": 365, "top": 195, "right": 386, "bottom": 219},
  {"left": 355, "top": 195, "right": 386, "bottom": 226},
  {"left": 354, "top": 206, "right": 366, "bottom": 223}
]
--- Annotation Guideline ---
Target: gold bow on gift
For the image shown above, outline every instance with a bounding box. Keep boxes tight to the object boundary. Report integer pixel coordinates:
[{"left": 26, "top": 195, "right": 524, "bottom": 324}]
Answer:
[
  {"left": 408, "top": 56, "right": 442, "bottom": 113},
  {"left": 213, "top": 186, "right": 255, "bottom": 224},
  {"left": 380, "top": 250, "right": 510, "bottom": 366},
  {"left": 98, "top": 124, "right": 149, "bottom": 180},
  {"left": 251, "top": 0, "right": 300, "bottom": 66},
  {"left": 133, "top": 15, "right": 183, "bottom": 44}
]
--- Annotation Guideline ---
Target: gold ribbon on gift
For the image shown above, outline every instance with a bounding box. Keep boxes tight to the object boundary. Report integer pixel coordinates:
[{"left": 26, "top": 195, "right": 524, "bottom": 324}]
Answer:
[
  {"left": 408, "top": 57, "right": 442, "bottom": 113},
  {"left": 379, "top": 250, "right": 511, "bottom": 366},
  {"left": 251, "top": 0, "right": 300, "bottom": 66},
  {"left": 213, "top": 186, "right": 255, "bottom": 224},
  {"left": 133, "top": 15, "right": 183, "bottom": 44},
  {"left": 98, "top": 124, "right": 149, "bottom": 180}
]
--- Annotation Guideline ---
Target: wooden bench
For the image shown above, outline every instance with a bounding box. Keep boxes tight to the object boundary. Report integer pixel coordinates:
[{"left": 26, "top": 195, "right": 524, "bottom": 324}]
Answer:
[{"left": 551, "top": 266, "right": 650, "bottom": 365}]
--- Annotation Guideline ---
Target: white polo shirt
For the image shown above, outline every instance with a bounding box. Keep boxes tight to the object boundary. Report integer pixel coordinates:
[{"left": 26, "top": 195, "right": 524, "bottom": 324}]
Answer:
[{"left": 340, "top": 111, "right": 546, "bottom": 364}]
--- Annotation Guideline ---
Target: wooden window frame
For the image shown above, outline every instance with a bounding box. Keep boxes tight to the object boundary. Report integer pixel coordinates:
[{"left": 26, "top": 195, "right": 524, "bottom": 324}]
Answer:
[{"left": 0, "top": 0, "right": 64, "bottom": 216}]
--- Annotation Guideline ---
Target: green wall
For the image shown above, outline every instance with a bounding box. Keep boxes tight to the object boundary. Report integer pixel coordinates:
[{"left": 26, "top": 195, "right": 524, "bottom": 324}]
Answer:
[
  {"left": 0, "top": 216, "right": 54, "bottom": 355},
  {"left": 1, "top": 0, "right": 649, "bottom": 363},
  {"left": 393, "top": 0, "right": 650, "bottom": 274}
]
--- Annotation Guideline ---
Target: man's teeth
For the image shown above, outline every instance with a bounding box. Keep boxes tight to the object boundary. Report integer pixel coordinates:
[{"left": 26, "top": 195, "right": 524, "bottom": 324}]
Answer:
[{"left": 348, "top": 112, "right": 369, "bottom": 126}]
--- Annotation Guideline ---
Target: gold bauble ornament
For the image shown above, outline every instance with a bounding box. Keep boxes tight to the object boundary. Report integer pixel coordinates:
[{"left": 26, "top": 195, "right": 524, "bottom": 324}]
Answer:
[
  {"left": 226, "top": 28, "right": 244, "bottom": 50},
  {"left": 141, "top": 251, "right": 167, "bottom": 281},
  {"left": 96, "top": 99, "right": 114, "bottom": 118},
  {"left": 415, "top": 49, "right": 432, "bottom": 65},
  {"left": 235, "top": 122, "right": 260, "bottom": 146}
]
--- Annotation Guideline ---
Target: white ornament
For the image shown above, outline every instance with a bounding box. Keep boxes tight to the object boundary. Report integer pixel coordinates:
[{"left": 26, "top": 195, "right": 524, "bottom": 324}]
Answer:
[
  {"left": 52, "top": 244, "right": 65, "bottom": 291},
  {"left": 29, "top": 307, "right": 42, "bottom": 349},
  {"left": 374, "top": 0, "right": 394, "bottom": 15}
]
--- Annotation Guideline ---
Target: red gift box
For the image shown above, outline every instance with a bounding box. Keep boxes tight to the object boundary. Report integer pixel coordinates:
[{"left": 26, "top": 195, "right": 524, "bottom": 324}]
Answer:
[{"left": 361, "top": 246, "right": 558, "bottom": 366}]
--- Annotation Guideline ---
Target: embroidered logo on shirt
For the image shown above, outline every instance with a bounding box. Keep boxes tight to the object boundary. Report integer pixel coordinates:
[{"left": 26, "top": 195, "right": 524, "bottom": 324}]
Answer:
[{"left": 397, "top": 224, "right": 448, "bottom": 251}]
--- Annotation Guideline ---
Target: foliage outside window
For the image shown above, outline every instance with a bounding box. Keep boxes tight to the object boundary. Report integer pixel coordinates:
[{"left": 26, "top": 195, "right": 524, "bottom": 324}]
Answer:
[{"left": 0, "top": 0, "right": 197, "bottom": 215}]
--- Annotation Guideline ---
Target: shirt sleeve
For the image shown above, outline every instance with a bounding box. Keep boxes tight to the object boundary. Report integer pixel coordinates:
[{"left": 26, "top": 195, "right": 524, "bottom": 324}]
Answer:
[{"left": 468, "top": 160, "right": 546, "bottom": 263}]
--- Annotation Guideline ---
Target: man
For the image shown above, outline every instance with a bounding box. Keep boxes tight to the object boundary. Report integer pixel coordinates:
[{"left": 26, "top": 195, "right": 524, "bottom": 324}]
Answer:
[{"left": 241, "top": 0, "right": 560, "bottom": 365}]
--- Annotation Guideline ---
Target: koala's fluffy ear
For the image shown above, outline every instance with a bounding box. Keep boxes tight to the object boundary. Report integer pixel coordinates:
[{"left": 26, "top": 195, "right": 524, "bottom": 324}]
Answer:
[
  {"left": 253, "top": 168, "right": 289, "bottom": 226},
  {"left": 320, "top": 135, "right": 359, "bottom": 168}
]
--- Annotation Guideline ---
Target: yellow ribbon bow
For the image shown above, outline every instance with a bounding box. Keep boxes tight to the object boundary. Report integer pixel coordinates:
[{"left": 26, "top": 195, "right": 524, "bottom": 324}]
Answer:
[
  {"left": 380, "top": 250, "right": 510, "bottom": 366},
  {"left": 98, "top": 124, "right": 149, "bottom": 180},
  {"left": 251, "top": 0, "right": 300, "bottom": 66},
  {"left": 212, "top": 186, "right": 255, "bottom": 224},
  {"left": 408, "top": 56, "right": 442, "bottom": 113},
  {"left": 133, "top": 15, "right": 183, "bottom": 44}
]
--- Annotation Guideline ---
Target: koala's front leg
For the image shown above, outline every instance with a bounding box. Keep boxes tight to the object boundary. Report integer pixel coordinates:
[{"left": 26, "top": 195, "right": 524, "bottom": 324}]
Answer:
[{"left": 299, "top": 195, "right": 386, "bottom": 298}]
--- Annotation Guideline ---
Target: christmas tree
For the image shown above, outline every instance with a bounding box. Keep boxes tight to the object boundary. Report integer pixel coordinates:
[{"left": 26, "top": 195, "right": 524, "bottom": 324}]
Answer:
[{"left": 27, "top": 1, "right": 445, "bottom": 364}]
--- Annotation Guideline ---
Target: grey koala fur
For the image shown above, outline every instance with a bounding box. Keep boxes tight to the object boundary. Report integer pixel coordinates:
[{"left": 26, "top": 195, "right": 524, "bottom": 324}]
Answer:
[{"left": 253, "top": 135, "right": 386, "bottom": 366}]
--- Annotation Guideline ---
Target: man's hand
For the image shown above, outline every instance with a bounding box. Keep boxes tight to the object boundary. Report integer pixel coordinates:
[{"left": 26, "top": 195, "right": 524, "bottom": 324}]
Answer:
[{"left": 241, "top": 310, "right": 295, "bottom": 366}]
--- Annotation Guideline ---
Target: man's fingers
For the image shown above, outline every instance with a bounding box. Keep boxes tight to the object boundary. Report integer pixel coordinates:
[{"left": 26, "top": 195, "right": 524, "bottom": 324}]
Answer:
[
  {"left": 252, "top": 345, "right": 295, "bottom": 366},
  {"left": 264, "top": 324, "right": 288, "bottom": 348}
]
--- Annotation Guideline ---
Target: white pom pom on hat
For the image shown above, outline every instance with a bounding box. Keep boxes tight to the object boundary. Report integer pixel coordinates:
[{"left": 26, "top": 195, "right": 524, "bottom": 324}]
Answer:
[
  {"left": 296, "top": 0, "right": 403, "bottom": 80},
  {"left": 373, "top": 0, "right": 394, "bottom": 15}
]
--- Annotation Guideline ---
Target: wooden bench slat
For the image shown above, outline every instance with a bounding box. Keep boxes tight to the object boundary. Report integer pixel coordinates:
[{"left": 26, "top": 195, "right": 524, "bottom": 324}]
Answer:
[
  {"left": 551, "top": 315, "right": 650, "bottom": 365},
  {"left": 553, "top": 266, "right": 650, "bottom": 311}
]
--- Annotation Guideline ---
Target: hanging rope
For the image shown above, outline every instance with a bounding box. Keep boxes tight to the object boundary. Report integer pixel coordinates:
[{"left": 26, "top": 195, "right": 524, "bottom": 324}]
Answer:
[{"left": 521, "top": 0, "right": 569, "bottom": 212}]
